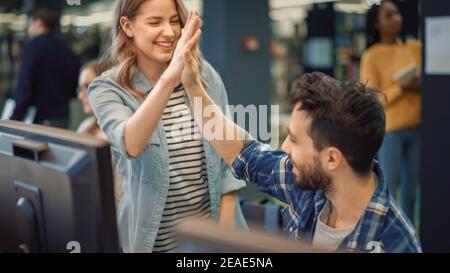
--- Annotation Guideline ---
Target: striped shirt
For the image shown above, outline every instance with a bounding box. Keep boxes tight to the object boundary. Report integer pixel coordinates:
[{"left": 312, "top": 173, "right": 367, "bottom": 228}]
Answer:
[{"left": 152, "top": 85, "right": 211, "bottom": 253}]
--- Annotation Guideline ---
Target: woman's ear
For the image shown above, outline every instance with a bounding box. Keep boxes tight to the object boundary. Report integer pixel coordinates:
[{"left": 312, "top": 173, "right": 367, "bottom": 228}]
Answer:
[{"left": 120, "top": 16, "right": 134, "bottom": 38}]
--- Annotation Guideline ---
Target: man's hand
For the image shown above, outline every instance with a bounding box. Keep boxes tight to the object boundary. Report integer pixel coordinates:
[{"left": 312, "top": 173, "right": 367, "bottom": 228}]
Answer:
[{"left": 181, "top": 36, "right": 202, "bottom": 89}]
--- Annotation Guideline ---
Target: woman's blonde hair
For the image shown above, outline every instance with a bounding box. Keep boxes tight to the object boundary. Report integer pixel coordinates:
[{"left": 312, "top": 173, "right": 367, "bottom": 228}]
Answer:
[{"left": 101, "top": 0, "right": 205, "bottom": 99}]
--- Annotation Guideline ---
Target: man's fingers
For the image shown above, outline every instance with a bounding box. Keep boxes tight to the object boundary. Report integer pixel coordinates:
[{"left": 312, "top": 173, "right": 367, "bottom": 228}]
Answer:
[
  {"left": 185, "top": 29, "right": 202, "bottom": 51},
  {"left": 193, "top": 28, "right": 201, "bottom": 50},
  {"left": 183, "top": 49, "right": 192, "bottom": 64}
]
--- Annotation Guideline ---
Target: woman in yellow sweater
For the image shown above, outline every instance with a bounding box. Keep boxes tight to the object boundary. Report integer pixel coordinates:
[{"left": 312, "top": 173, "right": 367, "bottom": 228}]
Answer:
[{"left": 360, "top": 1, "right": 421, "bottom": 224}]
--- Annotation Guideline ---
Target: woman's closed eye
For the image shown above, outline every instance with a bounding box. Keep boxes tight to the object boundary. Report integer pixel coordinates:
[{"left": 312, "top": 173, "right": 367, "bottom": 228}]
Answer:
[
  {"left": 146, "top": 16, "right": 179, "bottom": 27},
  {"left": 147, "top": 21, "right": 160, "bottom": 26},
  {"left": 170, "top": 17, "right": 180, "bottom": 25},
  {"left": 170, "top": 20, "right": 180, "bottom": 25}
]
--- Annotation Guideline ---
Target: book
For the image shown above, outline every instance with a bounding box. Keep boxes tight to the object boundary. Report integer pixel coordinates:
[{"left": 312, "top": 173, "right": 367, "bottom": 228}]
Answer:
[{"left": 392, "top": 63, "right": 419, "bottom": 82}]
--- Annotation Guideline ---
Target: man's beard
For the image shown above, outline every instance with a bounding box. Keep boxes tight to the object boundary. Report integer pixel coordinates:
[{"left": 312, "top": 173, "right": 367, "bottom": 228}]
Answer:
[{"left": 293, "top": 156, "right": 332, "bottom": 193}]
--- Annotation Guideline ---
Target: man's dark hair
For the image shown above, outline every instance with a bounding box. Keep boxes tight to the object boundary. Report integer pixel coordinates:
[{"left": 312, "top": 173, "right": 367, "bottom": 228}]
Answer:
[
  {"left": 289, "top": 72, "right": 386, "bottom": 176},
  {"left": 28, "top": 6, "right": 60, "bottom": 32}
]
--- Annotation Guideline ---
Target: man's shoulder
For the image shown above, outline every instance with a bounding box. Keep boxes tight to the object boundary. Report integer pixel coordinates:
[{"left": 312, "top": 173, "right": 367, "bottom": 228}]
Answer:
[
  {"left": 28, "top": 34, "right": 60, "bottom": 48},
  {"left": 380, "top": 197, "right": 422, "bottom": 252}
]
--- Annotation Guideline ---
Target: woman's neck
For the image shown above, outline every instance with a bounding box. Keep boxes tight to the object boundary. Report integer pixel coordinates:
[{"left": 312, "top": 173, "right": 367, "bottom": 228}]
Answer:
[
  {"left": 137, "top": 56, "right": 169, "bottom": 87},
  {"left": 380, "top": 34, "right": 397, "bottom": 45}
]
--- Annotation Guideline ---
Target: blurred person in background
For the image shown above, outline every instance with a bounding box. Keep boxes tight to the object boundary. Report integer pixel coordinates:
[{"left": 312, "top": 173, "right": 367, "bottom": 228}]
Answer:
[
  {"left": 11, "top": 6, "right": 80, "bottom": 128},
  {"left": 77, "top": 60, "right": 108, "bottom": 139},
  {"left": 76, "top": 60, "right": 125, "bottom": 207},
  {"left": 360, "top": 0, "right": 422, "bottom": 224}
]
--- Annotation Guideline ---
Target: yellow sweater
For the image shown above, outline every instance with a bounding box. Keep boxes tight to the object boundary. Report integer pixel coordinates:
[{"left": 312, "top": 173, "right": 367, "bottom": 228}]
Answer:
[{"left": 360, "top": 40, "right": 422, "bottom": 132}]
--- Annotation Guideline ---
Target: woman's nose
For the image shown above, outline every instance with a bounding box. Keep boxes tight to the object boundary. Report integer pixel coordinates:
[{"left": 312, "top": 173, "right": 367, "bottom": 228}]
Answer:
[{"left": 162, "top": 23, "right": 176, "bottom": 38}]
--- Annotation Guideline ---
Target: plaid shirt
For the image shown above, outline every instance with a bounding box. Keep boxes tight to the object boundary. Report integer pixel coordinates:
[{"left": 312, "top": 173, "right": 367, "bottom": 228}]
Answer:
[{"left": 231, "top": 140, "right": 422, "bottom": 253}]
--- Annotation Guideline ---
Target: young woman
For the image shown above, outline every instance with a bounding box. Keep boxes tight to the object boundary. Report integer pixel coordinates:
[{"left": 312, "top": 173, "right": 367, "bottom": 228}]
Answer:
[
  {"left": 88, "top": 0, "right": 246, "bottom": 253},
  {"left": 360, "top": 0, "right": 422, "bottom": 224}
]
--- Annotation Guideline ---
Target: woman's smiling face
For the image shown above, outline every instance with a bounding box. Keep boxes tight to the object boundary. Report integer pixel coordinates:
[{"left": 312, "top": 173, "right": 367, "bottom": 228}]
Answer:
[{"left": 129, "top": 0, "right": 182, "bottom": 65}]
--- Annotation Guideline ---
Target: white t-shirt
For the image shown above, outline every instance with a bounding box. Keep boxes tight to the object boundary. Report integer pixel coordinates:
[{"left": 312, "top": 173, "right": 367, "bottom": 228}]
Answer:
[{"left": 312, "top": 201, "right": 355, "bottom": 251}]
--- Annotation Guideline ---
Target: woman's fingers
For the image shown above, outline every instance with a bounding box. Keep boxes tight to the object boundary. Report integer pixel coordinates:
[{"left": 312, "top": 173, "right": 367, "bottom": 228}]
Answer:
[
  {"left": 183, "top": 12, "right": 200, "bottom": 43},
  {"left": 179, "top": 11, "right": 192, "bottom": 44},
  {"left": 185, "top": 11, "right": 193, "bottom": 32}
]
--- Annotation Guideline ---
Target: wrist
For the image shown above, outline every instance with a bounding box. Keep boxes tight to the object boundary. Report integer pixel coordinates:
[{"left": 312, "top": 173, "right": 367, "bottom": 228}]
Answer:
[
  {"left": 160, "top": 71, "right": 179, "bottom": 90},
  {"left": 185, "top": 79, "right": 202, "bottom": 91},
  {"left": 183, "top": 76, "right": 203, "bottom": 93}
]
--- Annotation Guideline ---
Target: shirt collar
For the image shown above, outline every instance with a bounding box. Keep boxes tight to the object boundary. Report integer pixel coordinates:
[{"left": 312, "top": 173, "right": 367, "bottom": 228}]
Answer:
[
  {"left": 131, "top": 68, "right": 184, "bottom": 96},
  {"left": 132, "top": 68, "right": 153, "bottom": 95},
  {"left": 313, "top": 161, "right": 390, "bottom": 216},
  {"left": 308, "top": 161, "right": 390, "bottom": 251},
  {"left": 366, "top": 160, "right": 391, "bottom": 213},
  {"left": 341, "top": 160, "right": 391, "bottom": 251}
]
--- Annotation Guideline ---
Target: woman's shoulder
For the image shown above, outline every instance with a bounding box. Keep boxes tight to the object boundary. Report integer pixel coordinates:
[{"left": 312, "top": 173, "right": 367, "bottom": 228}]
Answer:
[
  {"left": 200, "top": 60, "right": 228, "bottom": 100},
  {"left": 405, "top": 39, "right": 422, "bottom": 51},
  {"left": 201, "top": 60, "right": 225, "bottom": 91},
  {"left": 88, "top": 67, "right": 126, "bottom": 96},
  {"left": 201, "top": 60, "right": 221, "bottom": 83},
  {"left": 362, "top": 43, "right": 387, "bottom": 58},
  {"left": 91, "top": 67, "right": 119, "bottom": 86}
]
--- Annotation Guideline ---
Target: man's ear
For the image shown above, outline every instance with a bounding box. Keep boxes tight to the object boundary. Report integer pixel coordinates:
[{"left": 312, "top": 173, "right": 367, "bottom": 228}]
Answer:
[{"left": 323, "top": 147, "right": 343, "bottom": 172}]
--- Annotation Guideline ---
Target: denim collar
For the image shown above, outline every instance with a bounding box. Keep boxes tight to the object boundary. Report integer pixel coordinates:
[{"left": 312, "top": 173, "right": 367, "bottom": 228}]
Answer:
[{"left": 132, "top": 69, "right": 153, "bottom": 95}]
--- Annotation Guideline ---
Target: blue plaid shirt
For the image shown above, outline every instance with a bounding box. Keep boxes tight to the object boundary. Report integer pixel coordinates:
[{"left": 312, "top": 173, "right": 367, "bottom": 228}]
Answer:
[{"left": 231, "top": 141, "right": 422, "bottom": 253}]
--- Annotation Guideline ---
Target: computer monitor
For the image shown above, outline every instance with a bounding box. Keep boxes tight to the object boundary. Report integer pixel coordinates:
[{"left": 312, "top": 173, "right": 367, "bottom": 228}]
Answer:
[
  {"left": 177, "top": 219, "right": 326, "bottom": 253},
  {"left": 0, "top": 120, "right": 119, "bottom": 253}
]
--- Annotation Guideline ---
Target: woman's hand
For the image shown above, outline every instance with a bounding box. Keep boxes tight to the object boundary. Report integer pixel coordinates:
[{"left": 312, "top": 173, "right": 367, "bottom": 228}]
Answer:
[
  {"left": 400, "top": 75, "right": 421, "bottom": 91},
  {"left": 218, "top": 192, "right": 238, "bottom": 228},
  {"left": 163, "top": 11, "right": 201, "bottom": 85}
]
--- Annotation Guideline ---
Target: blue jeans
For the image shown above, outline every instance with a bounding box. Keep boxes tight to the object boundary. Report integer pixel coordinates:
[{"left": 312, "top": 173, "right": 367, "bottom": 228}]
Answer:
[{"left": 378, "top": 126, "right": 420, "bottom": 224}]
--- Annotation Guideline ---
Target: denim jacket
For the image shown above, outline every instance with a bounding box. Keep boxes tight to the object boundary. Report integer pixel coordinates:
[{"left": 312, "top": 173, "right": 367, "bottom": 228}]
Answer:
[{"left": 88, "top": 62, "right": 247, "bottom": 252}]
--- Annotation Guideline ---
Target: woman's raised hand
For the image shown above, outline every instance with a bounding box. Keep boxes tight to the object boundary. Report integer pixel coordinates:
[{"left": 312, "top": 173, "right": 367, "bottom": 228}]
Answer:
[{"left": 164, "top": 11, "right": 201, "bottom": 86}]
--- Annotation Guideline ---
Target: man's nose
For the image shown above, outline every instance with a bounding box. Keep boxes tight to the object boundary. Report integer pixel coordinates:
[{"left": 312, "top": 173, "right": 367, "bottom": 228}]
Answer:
[{"left": 281, "top": 138, "right": 290, "bottom": 153}]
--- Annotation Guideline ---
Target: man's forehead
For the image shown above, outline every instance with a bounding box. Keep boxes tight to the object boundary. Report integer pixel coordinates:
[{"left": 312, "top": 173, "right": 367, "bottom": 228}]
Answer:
[{"left": 289, "top": 104, "right": 312, "bottom": 133}]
